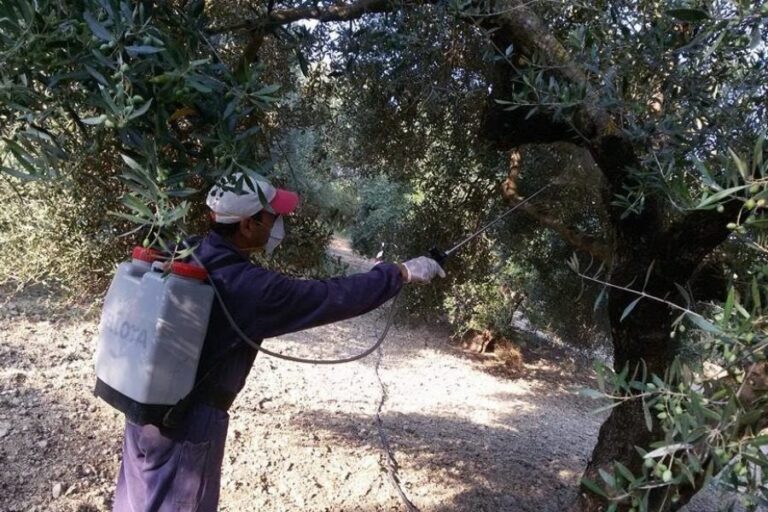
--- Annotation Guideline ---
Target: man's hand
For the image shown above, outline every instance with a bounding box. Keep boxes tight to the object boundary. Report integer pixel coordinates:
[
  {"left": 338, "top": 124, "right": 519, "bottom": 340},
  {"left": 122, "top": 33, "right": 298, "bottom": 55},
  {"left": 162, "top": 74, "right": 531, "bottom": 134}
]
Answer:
[{"left": 399, "top": 257, "right": 446, "bottom": 284}]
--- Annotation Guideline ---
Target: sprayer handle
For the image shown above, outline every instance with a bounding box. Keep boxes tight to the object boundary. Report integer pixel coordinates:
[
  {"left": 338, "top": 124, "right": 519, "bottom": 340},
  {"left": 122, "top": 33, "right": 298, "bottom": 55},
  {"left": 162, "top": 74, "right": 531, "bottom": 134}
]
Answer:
[{"left": 428, "top": 246, "right": 448, "bottom": 266}]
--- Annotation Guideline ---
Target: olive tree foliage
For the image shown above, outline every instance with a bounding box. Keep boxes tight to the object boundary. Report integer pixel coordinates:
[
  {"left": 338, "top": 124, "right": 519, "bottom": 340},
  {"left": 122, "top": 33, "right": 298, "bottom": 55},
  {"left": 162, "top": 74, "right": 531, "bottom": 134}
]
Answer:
[
  {"left": 0, "top": 0, "right": 338, "bottom": 290},
  {"left": 503, "top": 3, "right": 768, "bottom": 509},
  {"left": 263, "top": 1, "right": 768, "bottom": 510},
  {"left": 328, "top": 2, "right": 768, "bottom": 509},
  {"left": 347, "top": 175, "right": 411, "bottom": 258},
  {"left": 291, "top": 7, "right": 612, "bottom": 338},
  {"left": 198, "top": 1, "right": 768, "bottom": 507},
  {"left": 460, "top": 2, "right": 768, "bottom": 510}
]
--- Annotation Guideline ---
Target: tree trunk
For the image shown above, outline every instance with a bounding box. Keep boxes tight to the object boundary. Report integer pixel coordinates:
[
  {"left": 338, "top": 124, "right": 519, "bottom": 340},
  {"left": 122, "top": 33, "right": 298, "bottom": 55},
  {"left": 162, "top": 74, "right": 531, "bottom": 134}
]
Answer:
[
  {"left": 578, "top": 255, "right": 676, "bottom": 512},
  {"left": 576, "top": 198, "right": 740, "bottom": 511},
  {"left": 579, "top": 401, "right": 660, "bottom": 512}
]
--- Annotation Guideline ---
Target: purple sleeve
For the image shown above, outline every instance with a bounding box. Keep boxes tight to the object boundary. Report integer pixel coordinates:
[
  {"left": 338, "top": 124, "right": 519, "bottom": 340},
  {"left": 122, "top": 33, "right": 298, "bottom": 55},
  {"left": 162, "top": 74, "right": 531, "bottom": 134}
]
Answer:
[{"left": 227, "top": 263, "right": 404, "bottom": 339}]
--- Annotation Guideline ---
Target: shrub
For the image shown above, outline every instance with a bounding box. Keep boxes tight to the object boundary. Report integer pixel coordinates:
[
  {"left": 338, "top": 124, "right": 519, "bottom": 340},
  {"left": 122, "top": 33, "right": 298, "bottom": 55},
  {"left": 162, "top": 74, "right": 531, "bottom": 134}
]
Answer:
[
  {"left": 0, "top": 172, "right": 136, "bottom": 296},
  {"left": 349, "top": 175, "right": 412, "bottom": 258},
  {"left": 444, "top": 258, "right": 528, "bottom": 339}
]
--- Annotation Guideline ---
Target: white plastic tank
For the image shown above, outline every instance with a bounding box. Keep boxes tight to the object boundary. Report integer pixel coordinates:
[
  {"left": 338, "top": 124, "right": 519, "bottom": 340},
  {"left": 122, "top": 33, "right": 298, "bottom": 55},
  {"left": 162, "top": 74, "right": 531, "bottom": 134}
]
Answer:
[{"left": 95, "top": 247, "right": 214, "bottom": 406}]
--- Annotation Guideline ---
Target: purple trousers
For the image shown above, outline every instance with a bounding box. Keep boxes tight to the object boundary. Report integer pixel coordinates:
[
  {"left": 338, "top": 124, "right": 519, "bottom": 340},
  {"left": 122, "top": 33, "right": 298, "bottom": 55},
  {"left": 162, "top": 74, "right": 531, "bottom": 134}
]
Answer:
[{"left": 113, "top": 404, "right": 229, "bottom": 512}]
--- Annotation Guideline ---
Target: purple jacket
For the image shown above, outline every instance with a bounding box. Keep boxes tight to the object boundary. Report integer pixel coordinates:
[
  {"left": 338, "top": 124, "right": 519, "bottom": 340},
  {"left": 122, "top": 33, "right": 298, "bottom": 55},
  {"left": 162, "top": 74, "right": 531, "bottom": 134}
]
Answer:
[
  {"left": 194, "top": 232, "right": 404, "bottom": 398},
  {"left": 113, "top": 233, "right": 404, "bottom": 512}
]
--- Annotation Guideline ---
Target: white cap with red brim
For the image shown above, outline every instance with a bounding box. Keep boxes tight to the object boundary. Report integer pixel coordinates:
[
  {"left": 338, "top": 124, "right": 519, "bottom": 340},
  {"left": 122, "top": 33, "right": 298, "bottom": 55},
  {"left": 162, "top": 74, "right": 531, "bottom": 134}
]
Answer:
[{"left": 206, "top": 173, "right": 299, "bottom": 223}]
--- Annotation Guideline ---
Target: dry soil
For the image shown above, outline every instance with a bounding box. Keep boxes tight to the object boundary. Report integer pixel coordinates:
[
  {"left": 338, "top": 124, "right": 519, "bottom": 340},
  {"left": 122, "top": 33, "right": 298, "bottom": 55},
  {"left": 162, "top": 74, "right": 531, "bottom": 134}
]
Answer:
[{"left": 0, "top": 241, "right": 743, "bottom": 511}]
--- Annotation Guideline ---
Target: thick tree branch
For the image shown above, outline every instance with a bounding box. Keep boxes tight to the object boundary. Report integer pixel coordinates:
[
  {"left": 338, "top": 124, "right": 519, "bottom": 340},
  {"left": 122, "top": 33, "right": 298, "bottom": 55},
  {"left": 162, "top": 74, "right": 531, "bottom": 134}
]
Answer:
[
  {"left": 656, "top": 200, "right": 742, "bottom": 283},
  {"left": 502, "top": 150, "right": 611, "bottom": 262},
  {"left": 465, "top": 1, "right": 662, "bottom": 238},
  {"left": 469, "top": 1, "right": 617, "bottom": 141},
  {"left": 522, "top": 203, "right": 612, "bottom": 262},
  {"left": 472, "top": 2, "right": 590, "bottom": 93},
  {"left": 207, "top": 0, "right": 421, "bottom": 34}
]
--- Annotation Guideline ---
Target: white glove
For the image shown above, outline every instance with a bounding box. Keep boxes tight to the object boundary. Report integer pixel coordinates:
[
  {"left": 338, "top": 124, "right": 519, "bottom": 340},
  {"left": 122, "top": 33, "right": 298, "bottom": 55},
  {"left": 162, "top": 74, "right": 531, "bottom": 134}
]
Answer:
[{"left": 400, "top": 256, "right": 446, "bottom": 284}]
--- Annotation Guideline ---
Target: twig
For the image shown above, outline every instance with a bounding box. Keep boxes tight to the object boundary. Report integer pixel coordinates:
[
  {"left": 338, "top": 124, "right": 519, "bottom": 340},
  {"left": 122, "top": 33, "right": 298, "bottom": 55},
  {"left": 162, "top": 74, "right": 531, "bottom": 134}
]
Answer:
[{"left": 574, "top": 269, "right": 700, "bottom": 318}]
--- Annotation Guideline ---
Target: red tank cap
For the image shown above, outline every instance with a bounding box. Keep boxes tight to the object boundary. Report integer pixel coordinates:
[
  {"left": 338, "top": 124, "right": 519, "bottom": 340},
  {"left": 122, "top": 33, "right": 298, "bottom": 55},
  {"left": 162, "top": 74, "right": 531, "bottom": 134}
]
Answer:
[
  {"left": 132, "top": 246, "right": 163, "bottom": 263},
  {"left": 169, "top": 261, "right": 208, "bottom": 281}
]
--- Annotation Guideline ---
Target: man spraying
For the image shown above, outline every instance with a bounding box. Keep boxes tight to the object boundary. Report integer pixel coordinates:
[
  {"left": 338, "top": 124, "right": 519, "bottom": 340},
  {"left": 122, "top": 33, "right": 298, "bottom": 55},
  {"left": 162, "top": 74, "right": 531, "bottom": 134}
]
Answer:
[{"left": 112, "top": 173, "right": 445, "bottom": 511}]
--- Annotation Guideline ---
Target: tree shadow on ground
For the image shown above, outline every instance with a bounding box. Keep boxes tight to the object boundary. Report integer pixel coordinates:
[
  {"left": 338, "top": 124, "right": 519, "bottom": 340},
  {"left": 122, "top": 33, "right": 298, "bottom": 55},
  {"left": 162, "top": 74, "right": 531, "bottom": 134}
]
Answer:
[
  {"left": 0, "top": 297, "right": 122, "bottom": 512},
  {"left": 290, "top": 389, "right": 742, "bottom": 512},
  {"left": 291, "top": 404, "right": 595, "bottom": 512},
  {"left": 0, "top": 375, "right": 122, "bottom": 512}
]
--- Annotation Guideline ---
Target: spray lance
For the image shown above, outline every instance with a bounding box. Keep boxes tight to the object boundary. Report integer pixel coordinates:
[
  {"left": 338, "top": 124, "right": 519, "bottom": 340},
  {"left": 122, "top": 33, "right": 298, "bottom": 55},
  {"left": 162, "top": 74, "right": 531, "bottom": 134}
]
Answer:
[
  {"left": 208, "top": 182, "right": 552, "bottom": 365},
  {"left": 427, "top": 183, "right": 551, "bottom": 268}
]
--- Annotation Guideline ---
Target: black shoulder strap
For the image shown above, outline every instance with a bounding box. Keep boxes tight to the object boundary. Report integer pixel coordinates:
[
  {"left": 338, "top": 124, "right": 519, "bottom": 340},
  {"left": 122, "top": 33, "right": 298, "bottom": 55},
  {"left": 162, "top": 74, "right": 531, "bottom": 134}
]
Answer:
[{"left": 162, "top": 247, "right": 245, "bottom": 428}]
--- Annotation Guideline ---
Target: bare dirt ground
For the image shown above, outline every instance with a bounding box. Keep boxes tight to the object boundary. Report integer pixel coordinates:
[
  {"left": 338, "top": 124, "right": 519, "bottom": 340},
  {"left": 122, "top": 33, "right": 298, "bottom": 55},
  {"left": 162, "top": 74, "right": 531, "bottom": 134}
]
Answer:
[{"left": 0, "top": 240, "right": 741, "bottom": 511}]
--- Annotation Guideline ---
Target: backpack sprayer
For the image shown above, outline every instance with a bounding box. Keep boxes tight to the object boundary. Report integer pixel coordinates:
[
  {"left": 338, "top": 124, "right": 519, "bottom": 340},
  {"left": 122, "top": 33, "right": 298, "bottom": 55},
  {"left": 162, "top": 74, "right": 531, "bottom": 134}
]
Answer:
[{"left": 94, "top": 184, "right": 549, "bottom": 425}]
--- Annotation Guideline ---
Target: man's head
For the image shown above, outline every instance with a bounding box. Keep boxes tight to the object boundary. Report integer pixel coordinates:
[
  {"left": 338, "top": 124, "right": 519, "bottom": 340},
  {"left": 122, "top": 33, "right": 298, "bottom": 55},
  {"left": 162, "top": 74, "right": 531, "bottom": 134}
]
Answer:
[{"left": 206, "top": 173, "right": 299, "bottom": 254}]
